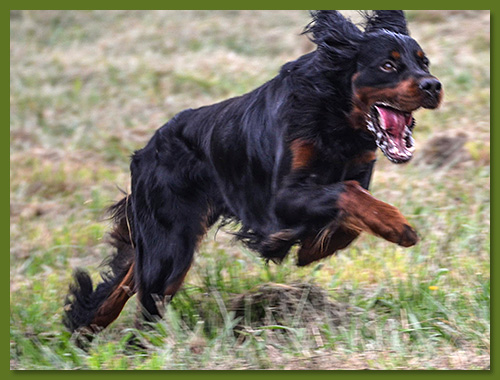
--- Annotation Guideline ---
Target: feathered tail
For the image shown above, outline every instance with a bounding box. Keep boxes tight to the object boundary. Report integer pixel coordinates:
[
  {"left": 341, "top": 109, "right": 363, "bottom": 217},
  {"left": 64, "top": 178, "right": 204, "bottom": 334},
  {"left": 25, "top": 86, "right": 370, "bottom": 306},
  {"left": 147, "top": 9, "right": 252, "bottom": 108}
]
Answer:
[{"left": 63, "top": 196, "right": 136, "bottom": 333}]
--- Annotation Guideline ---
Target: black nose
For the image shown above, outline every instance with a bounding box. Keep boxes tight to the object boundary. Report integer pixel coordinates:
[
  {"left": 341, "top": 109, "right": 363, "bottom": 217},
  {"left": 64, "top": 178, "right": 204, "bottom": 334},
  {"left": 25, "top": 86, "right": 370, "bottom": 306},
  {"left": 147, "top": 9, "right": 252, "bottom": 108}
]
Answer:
[{"left": 419, "top": 77, "right": 442, "bottom": 96}]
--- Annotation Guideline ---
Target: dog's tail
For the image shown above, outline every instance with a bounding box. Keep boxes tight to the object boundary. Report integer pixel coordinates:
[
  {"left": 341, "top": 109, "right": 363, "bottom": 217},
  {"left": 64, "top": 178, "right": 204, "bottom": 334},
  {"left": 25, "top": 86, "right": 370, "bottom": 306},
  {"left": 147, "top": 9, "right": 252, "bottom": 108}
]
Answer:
[{"left": 63, "top": 196, "right": 136, "bottom": 333}]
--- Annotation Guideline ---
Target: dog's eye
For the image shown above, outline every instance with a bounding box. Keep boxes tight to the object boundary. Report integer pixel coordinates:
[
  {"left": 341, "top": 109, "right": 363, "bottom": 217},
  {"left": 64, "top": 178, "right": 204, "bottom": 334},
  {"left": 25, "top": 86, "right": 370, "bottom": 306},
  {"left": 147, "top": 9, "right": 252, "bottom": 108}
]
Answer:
[{"left": 380, "top": 61, "right": 397, "bottom": 73}]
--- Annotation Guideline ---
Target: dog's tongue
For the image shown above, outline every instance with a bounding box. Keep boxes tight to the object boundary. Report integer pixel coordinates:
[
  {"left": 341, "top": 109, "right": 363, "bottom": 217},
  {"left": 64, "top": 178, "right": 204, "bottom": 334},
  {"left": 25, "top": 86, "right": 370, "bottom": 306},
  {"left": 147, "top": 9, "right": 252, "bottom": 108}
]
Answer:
[{"left": 376, "top": 106, "right": 409, "bottom": 151}]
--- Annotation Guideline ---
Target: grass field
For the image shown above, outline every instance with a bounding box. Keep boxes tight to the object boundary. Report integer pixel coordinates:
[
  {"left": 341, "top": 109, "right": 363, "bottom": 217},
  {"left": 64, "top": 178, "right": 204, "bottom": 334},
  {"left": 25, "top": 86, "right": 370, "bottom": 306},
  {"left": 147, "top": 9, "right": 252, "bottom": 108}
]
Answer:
[{"left": 10, "top": 10, "right": 490, "bottom": 370}]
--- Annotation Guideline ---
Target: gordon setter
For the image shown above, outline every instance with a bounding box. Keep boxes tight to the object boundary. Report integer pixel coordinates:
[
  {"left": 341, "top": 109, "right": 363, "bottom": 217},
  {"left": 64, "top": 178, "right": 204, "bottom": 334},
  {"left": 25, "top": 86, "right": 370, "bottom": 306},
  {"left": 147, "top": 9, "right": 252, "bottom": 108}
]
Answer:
[{"left": 64, "top": 10, "right": 442, "bottom": 333}]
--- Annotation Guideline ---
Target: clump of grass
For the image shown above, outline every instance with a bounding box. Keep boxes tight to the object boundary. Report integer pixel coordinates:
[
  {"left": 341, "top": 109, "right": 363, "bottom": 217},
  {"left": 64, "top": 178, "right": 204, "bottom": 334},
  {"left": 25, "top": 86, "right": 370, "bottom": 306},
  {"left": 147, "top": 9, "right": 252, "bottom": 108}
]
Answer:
[{"left": 231, "top": 282, "right": 348, "bottom": 333}]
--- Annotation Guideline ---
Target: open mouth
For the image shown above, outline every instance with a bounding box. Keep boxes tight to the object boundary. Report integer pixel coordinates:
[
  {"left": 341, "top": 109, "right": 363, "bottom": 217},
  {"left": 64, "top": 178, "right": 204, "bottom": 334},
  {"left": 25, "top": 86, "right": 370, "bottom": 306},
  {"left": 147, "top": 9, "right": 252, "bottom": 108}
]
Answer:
[{"left": 367, "top": 103, "right": 416, "bottom": 163}]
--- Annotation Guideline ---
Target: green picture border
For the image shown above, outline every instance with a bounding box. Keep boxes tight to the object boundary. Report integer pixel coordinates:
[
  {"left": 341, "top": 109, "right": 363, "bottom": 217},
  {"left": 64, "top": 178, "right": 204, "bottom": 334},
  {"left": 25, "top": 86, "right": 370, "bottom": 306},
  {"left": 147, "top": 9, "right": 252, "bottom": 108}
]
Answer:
[{"left": 6, "top": 1, "right": 495, "bottom": 378}]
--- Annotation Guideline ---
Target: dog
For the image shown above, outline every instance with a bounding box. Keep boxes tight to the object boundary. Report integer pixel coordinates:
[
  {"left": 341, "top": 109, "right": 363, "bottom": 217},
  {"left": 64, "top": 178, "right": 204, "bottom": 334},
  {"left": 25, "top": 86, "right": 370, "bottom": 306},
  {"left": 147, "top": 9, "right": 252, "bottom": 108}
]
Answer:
[{"left": 64, "top": 10, "right": 442, "bottom": 333}]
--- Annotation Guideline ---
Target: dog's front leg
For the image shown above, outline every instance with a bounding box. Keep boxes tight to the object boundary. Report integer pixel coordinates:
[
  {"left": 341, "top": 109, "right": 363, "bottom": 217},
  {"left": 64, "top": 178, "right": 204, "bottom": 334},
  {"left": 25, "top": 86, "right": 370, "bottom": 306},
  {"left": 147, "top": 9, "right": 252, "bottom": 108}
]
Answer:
[
  {"left": 337, "top": 180, "right": 418, "bottom": 247},
  {"left": 269, "top": 179, "right": 418, "bottom": 265}
]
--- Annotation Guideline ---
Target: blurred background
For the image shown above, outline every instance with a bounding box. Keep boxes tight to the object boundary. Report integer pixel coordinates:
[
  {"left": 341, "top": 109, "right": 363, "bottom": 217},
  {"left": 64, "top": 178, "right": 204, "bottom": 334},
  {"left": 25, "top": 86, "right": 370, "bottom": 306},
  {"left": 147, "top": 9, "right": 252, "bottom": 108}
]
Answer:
[{"left": 10, "top": 11, "right": 489, "bottom": 369}]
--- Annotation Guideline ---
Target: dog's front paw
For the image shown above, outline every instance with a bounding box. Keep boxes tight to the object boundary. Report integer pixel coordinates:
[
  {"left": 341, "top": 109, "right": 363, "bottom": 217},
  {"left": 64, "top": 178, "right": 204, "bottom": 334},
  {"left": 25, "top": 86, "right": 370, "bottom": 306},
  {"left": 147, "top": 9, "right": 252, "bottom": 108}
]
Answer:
[
  {"left": 339, "top": 181, "right": 419, "bottom": 248},
  {"left": 398, "top": 224, "right": 419, "bottom": 247},
  {"left": 365, "top": 211, "right": 419, "bottom": 247}
]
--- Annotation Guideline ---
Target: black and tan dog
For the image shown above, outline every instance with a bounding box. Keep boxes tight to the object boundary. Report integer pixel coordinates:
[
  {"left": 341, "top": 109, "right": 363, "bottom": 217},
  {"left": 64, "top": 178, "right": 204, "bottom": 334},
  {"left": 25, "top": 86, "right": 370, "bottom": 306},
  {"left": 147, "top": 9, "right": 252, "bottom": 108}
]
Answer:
[{"left": 64, "top": 10, "right": 442, "bottom": 333}]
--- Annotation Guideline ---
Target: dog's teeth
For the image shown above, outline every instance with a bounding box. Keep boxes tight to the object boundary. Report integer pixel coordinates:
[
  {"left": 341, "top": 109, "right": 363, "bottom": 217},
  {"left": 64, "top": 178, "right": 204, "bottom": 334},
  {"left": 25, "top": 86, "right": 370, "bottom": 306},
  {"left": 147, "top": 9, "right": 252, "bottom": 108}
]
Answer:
[{"left": 408, "top": 136, "right": 415, "bottom": 151}]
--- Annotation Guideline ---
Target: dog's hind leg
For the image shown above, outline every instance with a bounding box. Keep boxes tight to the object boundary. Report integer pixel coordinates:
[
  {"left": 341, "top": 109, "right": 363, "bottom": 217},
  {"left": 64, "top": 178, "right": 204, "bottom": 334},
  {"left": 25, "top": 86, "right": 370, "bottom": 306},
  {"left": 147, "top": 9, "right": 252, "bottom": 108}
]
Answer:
[
  {"left": 129, "top": 159, "right": 215, "bottom": 324},
  {"left": 129, "top": 123, "right": 219, "bottom": 326},
  {"left": 132, "top": 198, "right": 210, "bottom": 324}
]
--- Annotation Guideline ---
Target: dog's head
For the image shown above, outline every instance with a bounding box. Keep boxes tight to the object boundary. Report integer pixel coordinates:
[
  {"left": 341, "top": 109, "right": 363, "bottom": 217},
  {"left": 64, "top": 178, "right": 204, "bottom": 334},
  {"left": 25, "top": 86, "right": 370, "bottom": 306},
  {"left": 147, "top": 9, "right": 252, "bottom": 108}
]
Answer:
[{"left": 305, "top": 11, "right": 443, "bottom": 163}]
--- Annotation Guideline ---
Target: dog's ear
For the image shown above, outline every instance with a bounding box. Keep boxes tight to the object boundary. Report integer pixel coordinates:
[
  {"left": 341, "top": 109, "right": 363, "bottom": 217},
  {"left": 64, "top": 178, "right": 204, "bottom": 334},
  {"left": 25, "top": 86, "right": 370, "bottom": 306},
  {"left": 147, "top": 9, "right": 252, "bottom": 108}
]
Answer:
[
  {"left": 303, "top": 11, "right": 363, "bottom": 67},
  {"left": 363, "top": 10, "right": 409, "bottom": 35}
]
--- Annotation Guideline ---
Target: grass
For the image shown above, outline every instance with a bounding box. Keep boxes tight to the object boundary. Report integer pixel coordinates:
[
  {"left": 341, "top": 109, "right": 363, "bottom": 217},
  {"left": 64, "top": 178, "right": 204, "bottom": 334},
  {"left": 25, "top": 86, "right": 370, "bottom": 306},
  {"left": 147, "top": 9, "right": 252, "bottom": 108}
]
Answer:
[{"left": 10, "top": 10, "right": 490, "bottom": 370}]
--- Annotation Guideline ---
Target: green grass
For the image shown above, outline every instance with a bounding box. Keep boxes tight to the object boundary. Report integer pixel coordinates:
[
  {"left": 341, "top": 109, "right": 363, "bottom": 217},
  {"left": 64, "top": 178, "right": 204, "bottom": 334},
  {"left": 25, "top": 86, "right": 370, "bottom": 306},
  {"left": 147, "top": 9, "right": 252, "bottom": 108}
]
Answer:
[{"left": 10, "top": 10, "right": 490, "bottom": 370}]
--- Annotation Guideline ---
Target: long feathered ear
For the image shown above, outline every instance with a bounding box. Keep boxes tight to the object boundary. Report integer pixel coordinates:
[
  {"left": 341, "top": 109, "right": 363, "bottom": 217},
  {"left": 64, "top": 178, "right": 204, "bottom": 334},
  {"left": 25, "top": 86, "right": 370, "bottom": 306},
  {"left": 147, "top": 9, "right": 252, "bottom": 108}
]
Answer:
[
  {"left": 363, "top": 10, "right": 409, "bottom": 35},
  {"left": 303, "top": 11, "right": 363, "bottom": 67}
]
